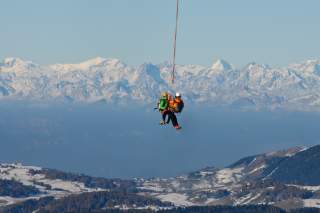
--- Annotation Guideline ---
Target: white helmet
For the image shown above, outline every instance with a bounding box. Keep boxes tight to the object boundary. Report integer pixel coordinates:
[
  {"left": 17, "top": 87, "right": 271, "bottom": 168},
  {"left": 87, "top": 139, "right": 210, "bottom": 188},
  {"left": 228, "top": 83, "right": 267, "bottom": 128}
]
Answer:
[{"left": 175, "top": 92, "right": 181, "bottom": 98}]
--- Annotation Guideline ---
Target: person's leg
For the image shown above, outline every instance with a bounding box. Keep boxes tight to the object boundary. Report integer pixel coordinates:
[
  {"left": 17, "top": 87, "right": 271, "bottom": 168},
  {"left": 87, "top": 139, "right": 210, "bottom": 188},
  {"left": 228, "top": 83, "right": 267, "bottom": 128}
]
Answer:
[
  {"left": 166, "top": 111, "right": 174, "bottom": 125},
  {"left": 160, "top": 110, "right": 169, "bottom": 125},
  {"left": 163, "top": 110, "right": 171, "bottom": 124},
  {"left": 159, "top": 110, "right": 165, "bottom": 125},
  {"left": 162, "top": 110, "right": 167, "bottom": 122},
  {"left": 171, "top": 113, "right": 181, "bottom": 129},
  {"left": 170, "top": 113, "right": 179, "bottom": 127}
]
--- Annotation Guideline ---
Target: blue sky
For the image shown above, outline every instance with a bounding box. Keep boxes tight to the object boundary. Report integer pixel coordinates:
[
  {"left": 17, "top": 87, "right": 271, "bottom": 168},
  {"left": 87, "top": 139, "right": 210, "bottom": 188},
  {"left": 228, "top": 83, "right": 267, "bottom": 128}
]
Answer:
[{"left": 1, "top": 0, "right": 319, "bottom": 67}]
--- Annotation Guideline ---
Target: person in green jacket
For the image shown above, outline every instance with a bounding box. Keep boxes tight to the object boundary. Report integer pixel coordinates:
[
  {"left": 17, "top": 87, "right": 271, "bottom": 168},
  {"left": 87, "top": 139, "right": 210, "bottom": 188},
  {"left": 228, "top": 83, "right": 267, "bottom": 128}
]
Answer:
[{"left": 158, "top": 92, "right": 170, "bottom": 125}]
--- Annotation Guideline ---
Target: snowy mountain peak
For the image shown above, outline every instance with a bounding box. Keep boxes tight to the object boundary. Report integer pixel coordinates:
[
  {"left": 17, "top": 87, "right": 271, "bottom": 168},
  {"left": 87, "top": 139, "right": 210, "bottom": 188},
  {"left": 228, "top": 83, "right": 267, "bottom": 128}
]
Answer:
[
  {"left": 2, "top": 57, "right": 26, "bottom": 66},
  {"left": 211, "top": 59, "right": 233, "bottom": 72},
  {"left": 0, "top": 57, "right": 38, "bottom": 73},
  {"left": 79, "top": 57, "right": 126, "bottom": 69},
  {"left": 244, "top": 62, "right": 270, "bottom": 71},
  {"left": 80, "top": 57, "right": 108, "bottom": 66},
  {"left": 2, "top": 57, "right": 36, "bottom": 67},
  {"left": 303, "top": 59, "right": 320, "bottom": 65},
  {"left": 289, "top": 59, "right": 320, "bottom": 75},
  {"left": 50, "top": 57, "right": 126, "bottom": 72}
]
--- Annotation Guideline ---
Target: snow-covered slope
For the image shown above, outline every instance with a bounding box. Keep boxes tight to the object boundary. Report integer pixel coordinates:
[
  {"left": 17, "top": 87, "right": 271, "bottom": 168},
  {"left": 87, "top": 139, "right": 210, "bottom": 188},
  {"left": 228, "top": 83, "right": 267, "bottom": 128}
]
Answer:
[
  {"left": 137, "top": 146, "right": 320, "bottom": 209},
  {"left": 0, "top": 163, "right": 172, "bottom": 211},
  {"left": 0, "top": 163, "right": 103, "bottom": 206},
  {"left": 2, "top": 146, "right": 320, "bottom": 210},
  {"left": 2, "top": 57, "right": 320, "bottom": 110}
]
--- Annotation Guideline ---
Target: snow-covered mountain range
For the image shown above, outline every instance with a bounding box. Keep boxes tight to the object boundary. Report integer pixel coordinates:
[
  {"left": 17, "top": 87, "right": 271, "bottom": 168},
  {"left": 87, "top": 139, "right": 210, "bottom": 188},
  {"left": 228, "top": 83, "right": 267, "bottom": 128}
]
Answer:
[{"left": 2, "top": 57, "right": 320, "bottom": 110}]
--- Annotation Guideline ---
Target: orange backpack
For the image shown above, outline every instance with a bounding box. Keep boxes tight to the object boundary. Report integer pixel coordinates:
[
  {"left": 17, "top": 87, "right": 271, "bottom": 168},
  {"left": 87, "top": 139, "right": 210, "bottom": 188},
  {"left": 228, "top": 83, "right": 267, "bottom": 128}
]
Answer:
[{"left": 171, "top": 98, "right": 184, "bottom": 113}]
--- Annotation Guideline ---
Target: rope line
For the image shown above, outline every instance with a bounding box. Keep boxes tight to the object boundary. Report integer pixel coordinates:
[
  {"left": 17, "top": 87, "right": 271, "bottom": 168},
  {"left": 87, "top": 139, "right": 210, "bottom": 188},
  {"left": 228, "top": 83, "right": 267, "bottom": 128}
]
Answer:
[{"left": 171, "top": 0, "right": 179, "bottom": 85}]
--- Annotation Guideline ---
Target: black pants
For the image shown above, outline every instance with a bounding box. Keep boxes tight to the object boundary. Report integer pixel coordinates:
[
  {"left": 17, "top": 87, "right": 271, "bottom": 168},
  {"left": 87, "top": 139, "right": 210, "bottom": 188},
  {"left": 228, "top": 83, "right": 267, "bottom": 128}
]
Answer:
[
  {"left": 163, "top": 110, "right": 179, "bottom": 127},
  {"left": 162, "top": 110, "right": 168, "bottom": 122}
]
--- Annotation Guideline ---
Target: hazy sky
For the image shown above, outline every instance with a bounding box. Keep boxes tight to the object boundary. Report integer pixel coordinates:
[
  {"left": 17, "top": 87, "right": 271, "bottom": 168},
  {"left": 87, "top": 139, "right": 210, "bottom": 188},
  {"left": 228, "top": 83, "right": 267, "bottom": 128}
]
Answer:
[{"left": 1, "top": 0, "right": 319, "bottom": 67}]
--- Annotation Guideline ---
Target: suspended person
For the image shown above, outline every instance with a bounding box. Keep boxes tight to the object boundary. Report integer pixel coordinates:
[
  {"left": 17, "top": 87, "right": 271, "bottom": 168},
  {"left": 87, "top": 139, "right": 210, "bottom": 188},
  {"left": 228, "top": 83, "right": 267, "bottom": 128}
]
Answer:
[
  {"left": 157, "top": 92, "right": 170, "bottom": 125},
  {"left": 170, "top": 92, "right": 184, "bottom": 114},
  {"left": 167, "top": 92, "right": 184, "bottom": 130}
]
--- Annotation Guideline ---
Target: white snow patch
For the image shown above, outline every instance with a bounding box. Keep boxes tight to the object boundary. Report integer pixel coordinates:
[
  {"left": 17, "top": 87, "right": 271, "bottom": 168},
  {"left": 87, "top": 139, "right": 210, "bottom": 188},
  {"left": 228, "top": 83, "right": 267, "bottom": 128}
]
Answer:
[
  {"left": 170, "top": 180, "right": 181, "bottom": 189},
  {"left": 192, "top": 180, "right": 212, "bottom": 190},
  {"left": 248, "top": 157, "right": 257, "bottom": 167},
  {"left": 288, "top": 184, "right": 320, "bottom": 192},
  {"left": 205, "top": 198, "right": 218, "bottom": 204},
  {"left": 0, "top": 163, "right": 96, "bottom": 193},
  {"left": 157, "top": 193, "right": 193, "bottom": 206},
  {"left": 285, "top": 146, "right": 308, "bottom": 157},
  {"left": 200, "top": 171, "right": 214, "bottom": 176},
  {"left": 248, "top": 164, "right": 266, "bottom": 174},
  {"left": 234, "top": 193, "right": 252, "bottom": 205},
  {"left": 303, "top": 199, "right": 320, "bottom": 208},
  {"left": 266, "top": 151, "right": 277, "bottom": 157},
  {"left": 0, "top": 163, "right": 104, "bottom": 206},
  {"left": 264, "top": 167, "right": 278, "bottom": 178},
  {"left": 243, "top": 193, "right": 261, "bottom": 204},
  {"left": 139, "top": 182, "right": 165, "bottom": 192},
  {"left": 216, "top": 167, "right": 244, "bottom": 185}
]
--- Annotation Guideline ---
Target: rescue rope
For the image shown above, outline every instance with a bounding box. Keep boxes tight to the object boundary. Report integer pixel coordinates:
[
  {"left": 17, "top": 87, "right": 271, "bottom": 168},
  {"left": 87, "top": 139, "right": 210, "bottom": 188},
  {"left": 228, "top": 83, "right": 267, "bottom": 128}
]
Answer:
[{"left": 171, "top": 0, "right": 179, "bottom": 85}]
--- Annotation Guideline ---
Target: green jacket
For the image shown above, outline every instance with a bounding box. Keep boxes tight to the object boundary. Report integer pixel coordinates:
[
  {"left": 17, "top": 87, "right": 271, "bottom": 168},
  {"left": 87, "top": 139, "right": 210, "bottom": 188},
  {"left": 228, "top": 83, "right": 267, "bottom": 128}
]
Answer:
[{"left": 159, "top": 97, "right": 169, "bottom": 111}]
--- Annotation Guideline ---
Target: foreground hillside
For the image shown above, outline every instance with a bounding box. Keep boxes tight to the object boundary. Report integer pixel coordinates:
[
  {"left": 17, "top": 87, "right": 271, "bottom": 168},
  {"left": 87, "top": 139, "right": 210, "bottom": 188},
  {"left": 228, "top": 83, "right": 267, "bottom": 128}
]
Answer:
[
  {"left": 0, "top": 164, "right": 171, "bottom": 212},
  {"left": 2, "top": 57, "right": 320, "bottom": 110},
  {"left": 138, "top": 146, "right": 320, "bottom": 209},
  {"left": 2, "top": 145, "right": 320, "bottom": 212}
]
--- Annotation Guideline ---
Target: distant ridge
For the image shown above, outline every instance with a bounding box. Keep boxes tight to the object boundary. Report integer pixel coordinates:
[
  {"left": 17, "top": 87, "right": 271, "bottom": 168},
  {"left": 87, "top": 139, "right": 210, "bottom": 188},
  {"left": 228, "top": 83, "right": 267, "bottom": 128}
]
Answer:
[{"left": 1, "top": 57, "right": 320, "bottom": 110}]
